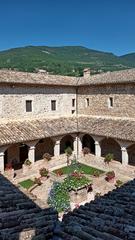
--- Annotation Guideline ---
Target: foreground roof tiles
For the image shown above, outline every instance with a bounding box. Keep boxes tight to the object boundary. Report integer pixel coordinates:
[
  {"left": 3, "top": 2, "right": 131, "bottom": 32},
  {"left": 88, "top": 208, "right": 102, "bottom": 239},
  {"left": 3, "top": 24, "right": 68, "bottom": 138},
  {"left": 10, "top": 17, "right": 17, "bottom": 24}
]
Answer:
[
  {"left": 54, "top": 179, "right": 135, "bottom": 240},
  {"left": 0, "top": 175, "right": 58, "bottom": 240}
]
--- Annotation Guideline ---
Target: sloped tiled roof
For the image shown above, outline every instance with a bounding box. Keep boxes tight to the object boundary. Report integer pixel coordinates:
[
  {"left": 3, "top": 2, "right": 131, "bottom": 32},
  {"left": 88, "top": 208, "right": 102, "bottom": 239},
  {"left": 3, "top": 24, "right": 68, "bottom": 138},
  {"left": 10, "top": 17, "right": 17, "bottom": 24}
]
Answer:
[
  {"left": 0, "top": 69, "right": 135, "bottom": 86},
  {"left": 79, "top": 69, "right": 135, "bottom": 86},
  {"left": 0, "top": 70, "right": 78, "bottom": 86},
  {"left": 0, "top": 116, "right": 135, "bottom": 146},
  {"left": 0, "top": 175, "right": 58, "bottom": 240},
  {"left": 0, "top": 117, "right": 77, "bottom": 145},
  {"left": 78, "top": 116, "right": 135, "bottom": 142},
  {"left": 55, "top": 179, "right": 135, "bottom": 240}
]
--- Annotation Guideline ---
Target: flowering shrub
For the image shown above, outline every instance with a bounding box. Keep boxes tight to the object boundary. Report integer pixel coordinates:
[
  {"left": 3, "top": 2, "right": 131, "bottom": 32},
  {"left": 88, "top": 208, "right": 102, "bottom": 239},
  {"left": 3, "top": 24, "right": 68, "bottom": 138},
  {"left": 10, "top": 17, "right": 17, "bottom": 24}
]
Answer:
[
  {"left": 5, "top": 163, "right": 12, "bottom": 171},
  {"left": 82, "top": 147, "right": 90, "bottom": 156},
  {"left": 63, "top": 175, "right": 91, "bottom": 191},
  {"left": 71, "top": 171, "right": 82, "bottom": 179},
  {"left": 43, "top": 153, "right": 52, "bottom": 161},
  {"left": 55, "top": 169, "right": 63, "bottom": 176},
  {"left": 48, "top": 182, "right": 70, "bottom": 213},
  {"left": 39, "top": 167, "right": 49, "bottom": 177},
  {"left": 105, "top": 171, "right": 115, "bottom": 182},
  {"left": 48, "top": 175, "right": 91, "bottom": 212}
]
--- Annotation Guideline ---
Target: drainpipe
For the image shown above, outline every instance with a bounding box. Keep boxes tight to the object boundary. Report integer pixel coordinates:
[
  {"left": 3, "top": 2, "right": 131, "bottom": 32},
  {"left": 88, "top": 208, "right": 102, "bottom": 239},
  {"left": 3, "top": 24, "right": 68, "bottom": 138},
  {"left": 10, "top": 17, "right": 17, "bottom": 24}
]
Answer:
[{"left": 76, "top": 78, "right": 80, "bottom": 161}]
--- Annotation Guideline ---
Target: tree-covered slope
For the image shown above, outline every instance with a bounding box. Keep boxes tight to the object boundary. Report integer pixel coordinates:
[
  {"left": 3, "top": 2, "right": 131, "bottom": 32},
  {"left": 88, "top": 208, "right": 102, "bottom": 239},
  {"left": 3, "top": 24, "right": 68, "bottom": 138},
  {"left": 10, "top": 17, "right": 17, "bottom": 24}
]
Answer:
[
  {"left": 0, "top": 45, "right": 133, "bottom": 76},
  {"left": 120, "top": 53, "right": 135, "bottom": 68}
]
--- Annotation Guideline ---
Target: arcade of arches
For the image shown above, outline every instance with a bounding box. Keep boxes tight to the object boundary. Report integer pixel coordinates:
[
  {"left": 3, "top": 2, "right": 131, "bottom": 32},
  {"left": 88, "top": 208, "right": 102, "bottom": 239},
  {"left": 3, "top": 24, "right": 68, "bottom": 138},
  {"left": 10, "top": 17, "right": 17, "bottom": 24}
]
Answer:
[
  {"left": 0, "top": 133, "right": 135, "bottom": 172},
  {"left": 101, "top": 138, "right": 122, "bottom": 163}
]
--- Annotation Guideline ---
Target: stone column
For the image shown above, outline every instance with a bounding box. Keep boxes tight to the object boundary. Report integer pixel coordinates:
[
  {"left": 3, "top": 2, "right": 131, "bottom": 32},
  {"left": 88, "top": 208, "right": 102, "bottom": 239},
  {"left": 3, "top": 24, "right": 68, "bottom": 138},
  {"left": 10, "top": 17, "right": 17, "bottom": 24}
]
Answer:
[
  {"left": 95, "top": 141, "right": 101, "bottom": 157},
  {"left": 0, "top": 152, "right": 5, "bottom": 173},
  {"left": 121, "top": 147, "right": 129, "bottom": 165},
  {"left": 0, "top": 146, "right": 8, "bottom": 173},
  {"left": 78, "top": 135, "right": 82, "bottom": 156},
  {"left": 54, "top": 140, "right": 60, "bottom": 157},
  {"left": 27, "top": 140, "right": 38, "bottom": 164},
  {"left": 73, "top": 136, "right": 78, "bottom": 156},
  {"left": 28, "top": 146, "right": 36, "bottom": 164}
]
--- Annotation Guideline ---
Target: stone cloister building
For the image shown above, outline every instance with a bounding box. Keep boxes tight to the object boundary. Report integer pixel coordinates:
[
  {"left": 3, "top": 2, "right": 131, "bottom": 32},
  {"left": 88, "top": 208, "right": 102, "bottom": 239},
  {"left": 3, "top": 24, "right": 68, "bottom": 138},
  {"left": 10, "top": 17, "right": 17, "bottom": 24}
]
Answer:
[{"left": 0, "top": 68, "right": 135, "bottom": 172}]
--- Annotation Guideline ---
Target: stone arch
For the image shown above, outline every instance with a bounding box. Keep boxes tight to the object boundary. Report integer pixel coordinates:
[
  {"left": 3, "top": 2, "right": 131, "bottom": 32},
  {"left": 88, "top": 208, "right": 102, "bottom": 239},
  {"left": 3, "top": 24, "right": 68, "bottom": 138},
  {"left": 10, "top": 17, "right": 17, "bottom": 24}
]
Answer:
[
  {"left": 101, "top": 138, "right": 122, "bottom": 162},
  {"left": 127, "top": 144, "right": 135, "bottom": 166},
  {"left": 60, "top": 135, "right": 74, "bottom": 154},
  {"left": 82, "top": 134, "right": 95, "bottom": 154},
  {"left": 35, "top": 138, "right": 54, "bottom": 161},
  {"left": 4, "top": 143, "right": 28, "bottom": 170}
]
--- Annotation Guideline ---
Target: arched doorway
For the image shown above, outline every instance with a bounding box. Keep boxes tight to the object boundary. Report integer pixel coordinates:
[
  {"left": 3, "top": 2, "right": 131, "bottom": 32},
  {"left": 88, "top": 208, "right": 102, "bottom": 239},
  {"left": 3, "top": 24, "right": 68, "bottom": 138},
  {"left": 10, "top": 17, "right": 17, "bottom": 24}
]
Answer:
[
  {"left": 101, "top": 138, "right": 122, "bottom": 162},
  {"left": 60, "top": 135, "right": 73, "bottom": 154},
  {"left": 82, "top": 134, "right": 95, "bottom": 154},
  {"left": 127, "top": 144, "right": 135, "bottom": 166},
  {"left": 4, "top": 143, "right": 26, "bottom": 170},
  {"left": 19, "top": 144, "right": 28, "bottom": 167},
  {"left": 35, "top": 138, "right": 54, "bottom": 161}
]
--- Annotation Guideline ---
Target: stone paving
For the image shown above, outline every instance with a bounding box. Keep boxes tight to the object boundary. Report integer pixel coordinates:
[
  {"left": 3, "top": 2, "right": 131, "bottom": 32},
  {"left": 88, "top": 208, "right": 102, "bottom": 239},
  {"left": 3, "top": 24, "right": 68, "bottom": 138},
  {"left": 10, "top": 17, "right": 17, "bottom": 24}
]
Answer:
[
  {"left": 7, "top": 153, "right": 135, "bottom": 214},
  {"left": 20, "top": 154, "right": 135, "bottom": 212}
]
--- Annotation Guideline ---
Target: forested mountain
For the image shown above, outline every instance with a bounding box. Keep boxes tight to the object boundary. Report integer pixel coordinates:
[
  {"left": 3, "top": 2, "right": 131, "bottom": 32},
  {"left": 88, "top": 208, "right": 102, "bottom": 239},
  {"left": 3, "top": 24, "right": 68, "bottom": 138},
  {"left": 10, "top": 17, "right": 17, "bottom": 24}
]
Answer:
[{"left": 0, "top": 45, "right": 134, "bottom": 76}]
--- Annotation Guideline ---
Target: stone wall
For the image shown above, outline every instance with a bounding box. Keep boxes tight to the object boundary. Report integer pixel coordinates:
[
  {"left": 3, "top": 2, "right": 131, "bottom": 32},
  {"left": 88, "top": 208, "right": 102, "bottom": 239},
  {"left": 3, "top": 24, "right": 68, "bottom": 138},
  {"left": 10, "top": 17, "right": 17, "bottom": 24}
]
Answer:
[
  {"left": 78, "top": 84, "right": 135, "bottom": 118},
  {"left": 0, "top": 85, "right": 76, "bottom": 119}
]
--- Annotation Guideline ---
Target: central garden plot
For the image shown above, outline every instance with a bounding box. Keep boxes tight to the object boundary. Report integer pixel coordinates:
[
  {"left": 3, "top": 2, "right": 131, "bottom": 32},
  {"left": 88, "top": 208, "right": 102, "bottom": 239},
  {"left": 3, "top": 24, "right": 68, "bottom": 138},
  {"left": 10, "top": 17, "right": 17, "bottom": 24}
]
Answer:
[
  {"left": 53, "top": 162, "right": 104, "bottom": 177},
  {"left": 48, "top": 162, "right": 104, "bottom": 213}
]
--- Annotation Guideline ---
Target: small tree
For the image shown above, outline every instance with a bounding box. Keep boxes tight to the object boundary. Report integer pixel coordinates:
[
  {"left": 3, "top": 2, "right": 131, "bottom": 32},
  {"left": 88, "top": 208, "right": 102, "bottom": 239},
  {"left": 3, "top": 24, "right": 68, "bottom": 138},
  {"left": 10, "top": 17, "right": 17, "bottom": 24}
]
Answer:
[
  {"left": 65, "top": 147, "right": 72, "bottom": 166},
  {"left": 104, "top": 153, "right": 113, "bottom": 165}
]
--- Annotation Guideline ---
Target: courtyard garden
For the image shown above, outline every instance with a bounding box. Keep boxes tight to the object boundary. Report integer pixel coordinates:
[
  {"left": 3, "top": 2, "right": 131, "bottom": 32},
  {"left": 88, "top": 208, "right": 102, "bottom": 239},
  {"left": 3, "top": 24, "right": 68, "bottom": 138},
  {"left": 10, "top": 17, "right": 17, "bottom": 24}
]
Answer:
[{"left": 53, "top": 162, "right": 104, "bottom": 177}]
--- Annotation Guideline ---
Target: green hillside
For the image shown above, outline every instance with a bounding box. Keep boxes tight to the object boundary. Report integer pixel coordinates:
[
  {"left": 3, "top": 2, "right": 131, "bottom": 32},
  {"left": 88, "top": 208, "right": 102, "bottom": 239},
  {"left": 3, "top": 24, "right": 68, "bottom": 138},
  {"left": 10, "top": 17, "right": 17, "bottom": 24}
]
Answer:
[
  {"left": 120, "top": 53, "right": 135, "bottom": 68},
  {"left": 0, "top": 45, "right": 133, "bottom": 76}
]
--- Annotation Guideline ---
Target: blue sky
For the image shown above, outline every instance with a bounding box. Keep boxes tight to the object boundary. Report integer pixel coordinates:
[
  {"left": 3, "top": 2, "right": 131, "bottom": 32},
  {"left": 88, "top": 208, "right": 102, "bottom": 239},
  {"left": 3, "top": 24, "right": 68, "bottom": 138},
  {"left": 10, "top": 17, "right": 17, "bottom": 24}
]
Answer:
[{"left": 0, "top": 0, "right": 135, "bottom": 55}]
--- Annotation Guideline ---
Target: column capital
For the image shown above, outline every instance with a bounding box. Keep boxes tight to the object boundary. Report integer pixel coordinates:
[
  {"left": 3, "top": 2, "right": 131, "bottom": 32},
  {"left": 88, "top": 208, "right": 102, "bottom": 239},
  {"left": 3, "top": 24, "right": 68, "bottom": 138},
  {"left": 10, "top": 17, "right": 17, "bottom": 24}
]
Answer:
[
  {"left": 121, "top": 146, "right": 127, "bottom": 151},
  {"left": 26, "top": 140, "right": 38, "bottom": 148},
  {"left": 0, "top": 152, "right": 5, "bottom": 157}
]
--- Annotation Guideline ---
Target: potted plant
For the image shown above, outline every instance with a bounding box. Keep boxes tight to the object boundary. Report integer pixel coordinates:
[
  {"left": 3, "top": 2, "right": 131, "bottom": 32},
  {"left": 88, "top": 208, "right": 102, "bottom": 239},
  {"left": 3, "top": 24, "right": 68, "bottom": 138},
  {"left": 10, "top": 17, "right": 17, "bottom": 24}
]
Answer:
[
  {"left": 34, "top": 177, "right": 42, "bottom": 186},
  {"left": 105, "top": 171, "right": 115, "bottom": 182},
  {"left": 5, "top": 163, "right": 13, "bottom": 171},
  {"left": 39, "top": 167, "right": 49, "bottom": 179},
  {"left": 104, "top": 153, "right": 113, "bottom": 165},
  {"left": 24, "top": 159, "right": 32, "bottom": 166},
  {"left": 93, "top": 170, "right": 100, "bottom": 177},
  {"left": 82, "top": 147, "right": 90, "bottom": 156},
  {"left": 115, "top": 179, "right": 123, "bottom": 188},
  {"left": 43, "top": 153, "right": 52, "bottom": 161}
]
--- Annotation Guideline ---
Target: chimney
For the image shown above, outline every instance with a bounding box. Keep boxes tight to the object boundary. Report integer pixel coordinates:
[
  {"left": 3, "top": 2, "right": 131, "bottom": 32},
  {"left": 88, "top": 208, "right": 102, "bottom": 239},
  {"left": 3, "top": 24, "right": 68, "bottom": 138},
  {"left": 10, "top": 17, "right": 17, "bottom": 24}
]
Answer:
[{"left": 83, "top": 68, "right": 91, "bottom": 78}]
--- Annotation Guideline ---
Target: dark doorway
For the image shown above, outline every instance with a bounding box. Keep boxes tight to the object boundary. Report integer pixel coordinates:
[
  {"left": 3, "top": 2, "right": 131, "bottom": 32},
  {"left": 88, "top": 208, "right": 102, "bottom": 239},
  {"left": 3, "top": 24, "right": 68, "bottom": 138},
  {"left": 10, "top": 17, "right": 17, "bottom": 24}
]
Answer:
[
  {"left": 60, "top": 135, "right": 73, "bottom": 154},
  {"left": 82, "top": 134, "right": 95, "bottom": 154},
  {"left": 19, "top": 144, "right": 28, "bottom": 166}
]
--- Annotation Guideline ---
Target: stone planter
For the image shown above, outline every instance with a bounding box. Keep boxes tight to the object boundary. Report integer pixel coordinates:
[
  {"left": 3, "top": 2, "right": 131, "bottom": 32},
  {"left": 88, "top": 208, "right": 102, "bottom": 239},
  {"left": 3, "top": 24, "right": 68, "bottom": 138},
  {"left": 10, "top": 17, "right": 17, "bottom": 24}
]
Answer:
[
  {"left": 69, "top": 186, "right": 87, "bottom": 204},
  {"left": 4, "top": 168, "right": 14, "bottom": 180},
  {"left": 22, "top": 164, "right": 32, "bottom": 175}
]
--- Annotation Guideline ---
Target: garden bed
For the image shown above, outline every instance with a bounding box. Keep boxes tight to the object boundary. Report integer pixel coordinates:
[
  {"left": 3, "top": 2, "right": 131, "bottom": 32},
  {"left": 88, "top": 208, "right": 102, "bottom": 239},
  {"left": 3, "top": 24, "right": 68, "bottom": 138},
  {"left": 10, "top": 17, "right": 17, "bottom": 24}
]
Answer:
[
  {"left": 19, "top": 179, "right": 35, "bottom": 190},
  {"left": 53, "top": 163, "right": 104, "bottom": 176},
  {"left": 48, "top": 174, "right": 92, "bottom": 213}
]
